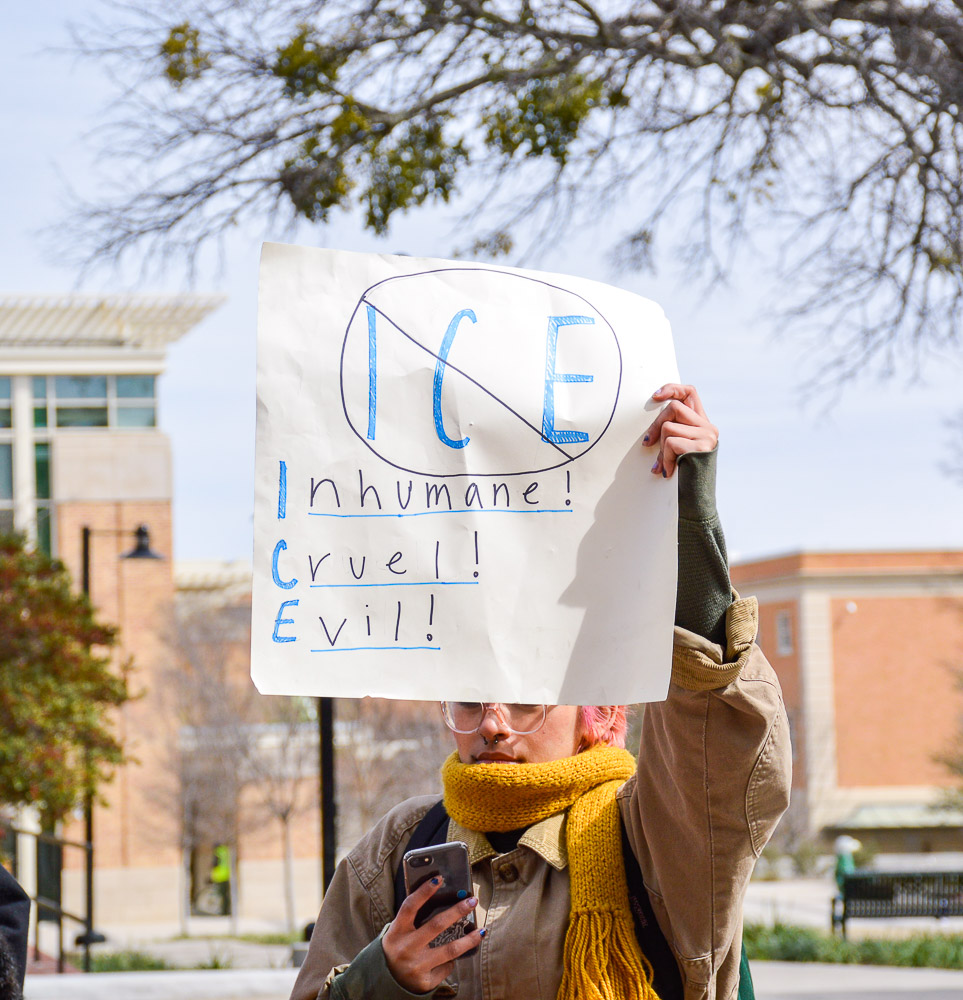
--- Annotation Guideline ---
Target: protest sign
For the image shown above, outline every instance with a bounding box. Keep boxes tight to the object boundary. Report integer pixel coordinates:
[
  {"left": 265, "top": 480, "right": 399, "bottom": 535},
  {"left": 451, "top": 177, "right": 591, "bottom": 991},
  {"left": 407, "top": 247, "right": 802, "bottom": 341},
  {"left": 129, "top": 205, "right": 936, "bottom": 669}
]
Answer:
[{"left": 252, "top": 243, "right": 680, "bottom": 704}]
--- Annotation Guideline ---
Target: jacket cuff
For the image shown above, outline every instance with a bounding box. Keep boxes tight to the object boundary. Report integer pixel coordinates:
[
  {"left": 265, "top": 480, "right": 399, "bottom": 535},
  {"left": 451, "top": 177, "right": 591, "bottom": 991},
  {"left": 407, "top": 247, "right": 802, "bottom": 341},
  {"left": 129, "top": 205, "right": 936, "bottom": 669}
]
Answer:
[
  {"left": 330, "top": 929, "right": 437, "bottom": 1000},
  {"left": 670, "top": 595, "right": 758, "bottom": 692}
]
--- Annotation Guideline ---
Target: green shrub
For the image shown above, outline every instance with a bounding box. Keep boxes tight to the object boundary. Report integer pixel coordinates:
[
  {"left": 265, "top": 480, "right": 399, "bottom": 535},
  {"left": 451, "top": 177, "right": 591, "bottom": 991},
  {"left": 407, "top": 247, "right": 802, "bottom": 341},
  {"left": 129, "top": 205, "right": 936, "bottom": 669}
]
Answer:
[
  {"left": 743, "top": 922, "right": 963, "bottom": 969},
  {"left": 66, "top": 950, "right": 172, "bottom": 972}
]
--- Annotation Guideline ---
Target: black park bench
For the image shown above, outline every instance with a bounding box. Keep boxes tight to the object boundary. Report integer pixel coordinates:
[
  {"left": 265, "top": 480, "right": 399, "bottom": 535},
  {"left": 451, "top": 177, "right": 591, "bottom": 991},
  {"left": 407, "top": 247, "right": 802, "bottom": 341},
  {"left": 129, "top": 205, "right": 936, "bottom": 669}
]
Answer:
[{"left": 832, "top": 871, "right": 963, "bottom": 937}]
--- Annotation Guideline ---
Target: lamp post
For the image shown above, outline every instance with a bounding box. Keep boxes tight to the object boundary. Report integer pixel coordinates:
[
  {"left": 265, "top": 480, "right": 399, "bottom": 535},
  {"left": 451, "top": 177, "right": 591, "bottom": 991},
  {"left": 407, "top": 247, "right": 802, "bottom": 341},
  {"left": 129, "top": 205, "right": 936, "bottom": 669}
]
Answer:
[
  {"left": 75, "top": 523, "right": 162, "bottom": 970},
  {"left": 317, "top": 697, "right": 336, "bottom": 895}
]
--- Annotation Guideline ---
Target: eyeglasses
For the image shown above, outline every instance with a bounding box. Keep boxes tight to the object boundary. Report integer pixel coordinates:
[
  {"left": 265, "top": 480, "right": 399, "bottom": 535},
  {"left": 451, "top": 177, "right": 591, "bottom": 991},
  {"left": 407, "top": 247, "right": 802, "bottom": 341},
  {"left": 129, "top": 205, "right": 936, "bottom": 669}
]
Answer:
[{"left": 440, "top": 702, "right": 547, "bottom": 735}]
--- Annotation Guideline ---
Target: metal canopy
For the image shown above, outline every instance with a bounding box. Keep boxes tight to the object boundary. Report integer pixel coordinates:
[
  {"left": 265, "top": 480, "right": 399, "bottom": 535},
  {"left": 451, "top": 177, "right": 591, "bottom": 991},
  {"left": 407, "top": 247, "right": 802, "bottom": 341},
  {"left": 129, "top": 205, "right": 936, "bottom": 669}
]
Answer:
[{"left": 0, "top": 294, "right": 225, "bottom": 349}]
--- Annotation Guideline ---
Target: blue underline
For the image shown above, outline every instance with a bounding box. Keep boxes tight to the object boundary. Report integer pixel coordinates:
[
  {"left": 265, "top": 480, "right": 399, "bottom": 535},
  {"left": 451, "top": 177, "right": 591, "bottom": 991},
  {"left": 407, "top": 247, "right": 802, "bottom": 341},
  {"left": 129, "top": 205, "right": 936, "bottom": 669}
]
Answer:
[
  {"left": 308, "top": 507, "right": 572, "bottom": 518},
  {"left": 310, "top": 646, "right": 441, "bottom": 652},
  {"left": 310, "top": 580, "right": 478, "bottom": 588}
]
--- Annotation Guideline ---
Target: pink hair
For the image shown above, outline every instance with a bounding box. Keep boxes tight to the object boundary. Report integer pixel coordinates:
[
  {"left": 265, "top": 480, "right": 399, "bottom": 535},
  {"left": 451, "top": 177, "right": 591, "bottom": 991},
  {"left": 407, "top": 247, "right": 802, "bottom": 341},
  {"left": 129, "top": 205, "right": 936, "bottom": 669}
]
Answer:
[{"left": 577, "top": 705, "right": 628, "bottom": 750}]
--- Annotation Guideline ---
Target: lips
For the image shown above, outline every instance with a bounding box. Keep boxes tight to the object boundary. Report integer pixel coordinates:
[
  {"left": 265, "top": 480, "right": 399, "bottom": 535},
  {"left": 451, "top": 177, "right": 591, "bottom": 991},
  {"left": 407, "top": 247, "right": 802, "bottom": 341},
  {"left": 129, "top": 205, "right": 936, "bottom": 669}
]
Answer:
[{"left": 475, "top": 752, "right": 519, "bottom": 763}]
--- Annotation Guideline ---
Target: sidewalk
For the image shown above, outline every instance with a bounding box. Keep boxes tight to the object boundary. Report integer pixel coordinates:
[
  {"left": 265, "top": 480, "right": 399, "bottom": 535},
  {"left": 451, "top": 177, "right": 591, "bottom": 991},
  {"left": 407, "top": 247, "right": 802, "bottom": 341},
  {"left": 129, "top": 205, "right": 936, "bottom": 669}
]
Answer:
[
  {"left": 22, "top": 963, "right": 963, "bottom": 1000},
  {"left": 23, "top": 969, "right": 299, "bottom": 999},
  {"left": 752, "top": 961, "right": 963, "bottom": 999}
]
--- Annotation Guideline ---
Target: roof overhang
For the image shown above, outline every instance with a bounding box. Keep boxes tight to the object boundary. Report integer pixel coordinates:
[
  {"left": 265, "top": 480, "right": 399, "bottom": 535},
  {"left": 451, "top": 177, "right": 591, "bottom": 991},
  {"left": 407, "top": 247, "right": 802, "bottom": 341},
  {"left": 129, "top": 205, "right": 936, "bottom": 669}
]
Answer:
[{"left": 0, "top": 294, "right": 225, "bottom": 351}]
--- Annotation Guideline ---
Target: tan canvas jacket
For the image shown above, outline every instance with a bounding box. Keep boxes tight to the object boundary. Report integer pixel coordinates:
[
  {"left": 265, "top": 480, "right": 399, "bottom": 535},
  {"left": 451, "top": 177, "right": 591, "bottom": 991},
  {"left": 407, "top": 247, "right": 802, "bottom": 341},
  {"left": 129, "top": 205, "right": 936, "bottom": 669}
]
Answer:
[{"left": 291, "top": 596, "right": 792, "bottom": 1000}]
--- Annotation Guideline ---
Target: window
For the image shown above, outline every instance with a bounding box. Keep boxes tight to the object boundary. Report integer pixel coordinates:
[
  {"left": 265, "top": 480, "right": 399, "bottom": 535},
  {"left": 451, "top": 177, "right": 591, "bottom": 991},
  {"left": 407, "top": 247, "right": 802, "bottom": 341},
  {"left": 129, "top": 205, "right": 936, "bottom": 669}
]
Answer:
[
  {"left": 775, "top": 610, "right": 794, "bottom": 656},
  {"left": 35, "top": 442, "right": 52, "bottom": 555},
  {"left": 0, "top": 377, "right": 10, "bottom": 430},
  {"left": 33, "top": 375, "right": 47, "bottom": 428},
  {"left": 0, "top": 443, "right": 12, "bottom": 535},
  {"left": 34, "top": 374, "right": 157, "bottom": 429}
]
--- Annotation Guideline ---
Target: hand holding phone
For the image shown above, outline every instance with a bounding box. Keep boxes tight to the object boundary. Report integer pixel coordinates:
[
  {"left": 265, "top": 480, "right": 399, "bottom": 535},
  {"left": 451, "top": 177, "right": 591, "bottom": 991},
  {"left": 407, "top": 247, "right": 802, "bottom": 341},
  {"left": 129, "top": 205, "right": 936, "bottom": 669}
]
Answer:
[
  {"left": 402, "top": 841, "right": 478, "bottom": 949},
  {"left": 383, "top": 840, "right": 483, "bottom": 993}
]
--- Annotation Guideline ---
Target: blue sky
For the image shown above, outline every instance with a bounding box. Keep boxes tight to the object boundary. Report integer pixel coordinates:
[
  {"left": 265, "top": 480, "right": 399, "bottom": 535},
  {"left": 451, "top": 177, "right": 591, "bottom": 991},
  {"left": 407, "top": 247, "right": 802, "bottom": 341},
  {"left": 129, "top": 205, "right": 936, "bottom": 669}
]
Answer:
[{"left": 5, "top": 2, "right": 962, "bottom": 564}]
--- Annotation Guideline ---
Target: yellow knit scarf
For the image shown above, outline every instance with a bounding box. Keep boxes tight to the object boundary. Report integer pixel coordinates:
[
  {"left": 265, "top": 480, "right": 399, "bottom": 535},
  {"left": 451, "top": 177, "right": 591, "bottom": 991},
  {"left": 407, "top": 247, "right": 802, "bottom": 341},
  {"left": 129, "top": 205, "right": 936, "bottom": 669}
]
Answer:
[{"left": 442, "top": 746, "right": 659, "bottom": 1000}]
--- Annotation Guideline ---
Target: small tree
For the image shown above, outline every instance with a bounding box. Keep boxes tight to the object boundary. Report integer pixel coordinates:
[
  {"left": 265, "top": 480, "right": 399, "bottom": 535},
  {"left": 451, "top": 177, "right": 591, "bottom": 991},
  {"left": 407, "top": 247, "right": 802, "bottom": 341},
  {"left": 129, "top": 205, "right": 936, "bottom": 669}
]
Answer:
[
  {"left": 241, "top": 696, "right": 317, "bottom": 934},
  {"left": 0, "top": 534, "right": 130, "bottom": 821}
]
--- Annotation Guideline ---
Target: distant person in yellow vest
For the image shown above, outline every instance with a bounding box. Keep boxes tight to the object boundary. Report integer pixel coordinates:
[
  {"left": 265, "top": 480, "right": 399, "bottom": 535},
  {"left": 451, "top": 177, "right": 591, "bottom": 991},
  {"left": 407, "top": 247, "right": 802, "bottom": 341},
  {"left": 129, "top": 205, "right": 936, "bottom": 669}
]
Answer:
[{"left": 211, "top": 845, "right": 232, "bottom": 916}]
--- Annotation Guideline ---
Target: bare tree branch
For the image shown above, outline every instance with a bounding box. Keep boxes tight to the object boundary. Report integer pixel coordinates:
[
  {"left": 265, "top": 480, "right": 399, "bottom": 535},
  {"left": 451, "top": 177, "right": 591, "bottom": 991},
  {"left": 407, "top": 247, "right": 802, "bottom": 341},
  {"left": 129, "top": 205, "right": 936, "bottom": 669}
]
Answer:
[{"left": 64, "top": 0, "right": 963, "bottom": 380}]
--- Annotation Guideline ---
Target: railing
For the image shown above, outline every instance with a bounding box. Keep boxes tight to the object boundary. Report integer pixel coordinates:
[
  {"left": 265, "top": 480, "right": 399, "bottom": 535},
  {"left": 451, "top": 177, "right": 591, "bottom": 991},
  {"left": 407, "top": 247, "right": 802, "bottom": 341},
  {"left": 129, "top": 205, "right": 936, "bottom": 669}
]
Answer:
[{"left": 7, "top": 824, "right": 101, "bottom": 973}]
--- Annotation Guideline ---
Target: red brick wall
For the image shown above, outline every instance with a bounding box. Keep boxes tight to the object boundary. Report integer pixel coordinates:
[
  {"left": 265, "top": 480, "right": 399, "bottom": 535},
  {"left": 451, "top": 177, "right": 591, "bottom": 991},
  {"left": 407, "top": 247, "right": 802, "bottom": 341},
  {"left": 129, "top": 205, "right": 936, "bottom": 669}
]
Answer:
[
  {"left": 832, "top": 594, "right": 963, "bottom": 788},
  {"left": 57, "top": 499, "right": 180, "bottom": 869}
]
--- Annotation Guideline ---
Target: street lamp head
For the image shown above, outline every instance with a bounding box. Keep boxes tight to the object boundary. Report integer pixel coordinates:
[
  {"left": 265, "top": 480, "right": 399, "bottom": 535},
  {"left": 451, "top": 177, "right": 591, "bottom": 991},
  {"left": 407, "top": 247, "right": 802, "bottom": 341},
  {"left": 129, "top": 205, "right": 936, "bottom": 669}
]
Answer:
[{"left": 122, "top": 524, "right": 163, "bottom": 560}]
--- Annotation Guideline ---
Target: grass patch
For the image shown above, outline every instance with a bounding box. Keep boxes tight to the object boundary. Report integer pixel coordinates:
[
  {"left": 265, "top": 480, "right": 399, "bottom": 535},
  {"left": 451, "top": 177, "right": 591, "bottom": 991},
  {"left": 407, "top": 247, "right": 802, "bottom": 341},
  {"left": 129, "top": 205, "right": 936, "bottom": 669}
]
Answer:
[
  {"left": 66, "top": 950, "right": 173, "bottom": 973},
  {"left": 744, "top": 922, "right": 963, "bottom": 969},
  {"left": 234, "top": 931, "right": 300, "bottom": 946}
]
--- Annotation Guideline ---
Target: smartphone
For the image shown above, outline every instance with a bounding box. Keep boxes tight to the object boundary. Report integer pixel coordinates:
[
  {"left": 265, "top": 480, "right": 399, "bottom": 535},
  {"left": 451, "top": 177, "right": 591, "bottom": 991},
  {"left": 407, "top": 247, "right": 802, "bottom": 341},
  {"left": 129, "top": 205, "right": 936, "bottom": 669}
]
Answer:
[{"left": 402, "top": 840, "right": 478, "bottom": 952}]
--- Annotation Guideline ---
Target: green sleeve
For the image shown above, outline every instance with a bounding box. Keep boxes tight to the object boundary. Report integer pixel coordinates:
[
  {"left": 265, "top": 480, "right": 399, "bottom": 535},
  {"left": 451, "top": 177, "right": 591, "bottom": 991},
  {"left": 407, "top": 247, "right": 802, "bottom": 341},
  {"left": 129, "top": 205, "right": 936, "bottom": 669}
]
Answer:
[
  {"left": 331, "top": 932, "right": 437, "bottom": 1000},
  {"left": 675, "top": 448, "right": 731, "bottom": 647}
]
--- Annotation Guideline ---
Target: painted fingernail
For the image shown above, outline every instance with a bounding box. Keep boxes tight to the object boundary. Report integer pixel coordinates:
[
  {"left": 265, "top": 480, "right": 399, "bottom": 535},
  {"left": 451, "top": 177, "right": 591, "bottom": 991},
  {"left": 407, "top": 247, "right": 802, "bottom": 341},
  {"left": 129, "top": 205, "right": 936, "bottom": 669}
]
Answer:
[
  {"left": 456, "top": 889, "right": 468, "bottom": 899},
  {"left": 430, "top": 877, "right": 441, "bottom": 885},
  {"left": 479, "top": 927, "right": 487, "bottom": 938},
  {"left": 651, "top": 461, "right": 659, "bottom": 472},
  {"left": 468, "top": 896, "right": 478, "bottom": 906},
  {"left": 661, "top": 469, "right": 667, "bottom": 478},
  {"left": 642, "top": 434, "right": 650, "bottom": 444}
]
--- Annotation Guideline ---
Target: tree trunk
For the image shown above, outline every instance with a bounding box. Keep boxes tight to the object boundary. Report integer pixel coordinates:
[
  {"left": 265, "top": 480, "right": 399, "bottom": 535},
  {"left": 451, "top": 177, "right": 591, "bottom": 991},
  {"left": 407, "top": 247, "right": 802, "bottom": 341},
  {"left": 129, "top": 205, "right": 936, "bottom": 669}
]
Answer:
[{"left": 282, "top": 815, "right": 296, "bottom": 935}]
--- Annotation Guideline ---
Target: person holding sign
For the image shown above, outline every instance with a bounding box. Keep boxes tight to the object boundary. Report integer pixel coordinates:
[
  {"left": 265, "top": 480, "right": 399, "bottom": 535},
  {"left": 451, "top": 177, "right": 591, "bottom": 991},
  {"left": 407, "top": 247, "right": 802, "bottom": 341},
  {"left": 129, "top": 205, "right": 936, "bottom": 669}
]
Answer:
[{"left": 290, "top": 384, "right": 791, "bottom": 1000}]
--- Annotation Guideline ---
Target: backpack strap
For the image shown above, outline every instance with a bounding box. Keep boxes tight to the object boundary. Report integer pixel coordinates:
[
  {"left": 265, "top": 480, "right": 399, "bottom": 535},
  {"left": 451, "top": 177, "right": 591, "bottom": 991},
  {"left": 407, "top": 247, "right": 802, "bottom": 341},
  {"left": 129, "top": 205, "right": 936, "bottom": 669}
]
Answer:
[
  {"left": 392, "top": 799, "right": 451, "bottom": 914},
  {"left": 619, "top": 819, "right": 684, "bottom": 1000}
]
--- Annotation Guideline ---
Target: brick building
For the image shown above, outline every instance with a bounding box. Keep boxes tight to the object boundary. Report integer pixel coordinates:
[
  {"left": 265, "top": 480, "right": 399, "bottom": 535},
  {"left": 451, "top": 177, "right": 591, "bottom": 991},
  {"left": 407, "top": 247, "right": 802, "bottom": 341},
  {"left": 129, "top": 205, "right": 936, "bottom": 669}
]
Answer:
[
  {"left": 731, "top": 550, "right": 963, "bottom": 852},
  {"left": 0, "top": 295, "right": 240, "bottom": 925}
]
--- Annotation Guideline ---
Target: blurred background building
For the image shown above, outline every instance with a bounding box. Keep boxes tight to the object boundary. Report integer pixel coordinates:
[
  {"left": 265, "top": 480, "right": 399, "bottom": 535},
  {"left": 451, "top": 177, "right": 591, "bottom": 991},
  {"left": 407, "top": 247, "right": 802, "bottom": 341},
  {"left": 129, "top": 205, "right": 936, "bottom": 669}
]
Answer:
[{"left": 1, "top": 295, "right": 961, "bottom": 933}]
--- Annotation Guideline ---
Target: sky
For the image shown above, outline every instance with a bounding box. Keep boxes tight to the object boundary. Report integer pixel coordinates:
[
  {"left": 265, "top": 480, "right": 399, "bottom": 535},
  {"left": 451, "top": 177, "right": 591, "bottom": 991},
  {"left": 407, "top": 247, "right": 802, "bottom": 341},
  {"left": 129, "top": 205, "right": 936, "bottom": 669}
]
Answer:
[{"left": 4, "top": 3, "right": 962, "bottom": 566}]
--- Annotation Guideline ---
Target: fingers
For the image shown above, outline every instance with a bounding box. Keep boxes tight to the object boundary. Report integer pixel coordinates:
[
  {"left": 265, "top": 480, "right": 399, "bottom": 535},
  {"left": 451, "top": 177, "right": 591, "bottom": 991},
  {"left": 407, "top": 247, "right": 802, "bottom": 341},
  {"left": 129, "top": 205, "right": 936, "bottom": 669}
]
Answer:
[
  {"left": 384, "top": 881, "right": 483, "bottom": 993},
  {"left": 642, "top": 384, "right": 718, "bottom": 478},
  {"left": 651, "top": 382, "right": 707, "bottom": 416},
  {"left": 395, "top": 874, "right": 445, "bottom": 928}
]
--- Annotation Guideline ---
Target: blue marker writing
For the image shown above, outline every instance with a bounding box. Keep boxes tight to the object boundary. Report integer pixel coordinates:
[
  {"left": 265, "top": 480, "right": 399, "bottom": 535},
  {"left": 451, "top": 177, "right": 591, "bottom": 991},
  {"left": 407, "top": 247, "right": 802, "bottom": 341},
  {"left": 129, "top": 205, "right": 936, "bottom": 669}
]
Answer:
[
  {"left": 433, "top": 309, "right": 475, "bottom": 449},
  {"left": 542, "top": 315, "right": 594, "bottom": 445},
  {"left": 272, "top": 599, "right": 299, "bottom": 643},
  {"left": 366, "top": 303, "right": 377, "bottom": 440},
  {"left": 272, "top": 539, "right": 298, "bottom": 590}
]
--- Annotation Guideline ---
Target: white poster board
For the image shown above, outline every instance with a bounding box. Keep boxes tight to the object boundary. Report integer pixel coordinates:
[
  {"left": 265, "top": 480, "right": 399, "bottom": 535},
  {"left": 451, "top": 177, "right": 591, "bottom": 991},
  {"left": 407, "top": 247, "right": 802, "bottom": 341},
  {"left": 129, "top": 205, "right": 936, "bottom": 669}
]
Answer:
[{"left": 252, "top": 244, "right": 679, "bottom": 704}]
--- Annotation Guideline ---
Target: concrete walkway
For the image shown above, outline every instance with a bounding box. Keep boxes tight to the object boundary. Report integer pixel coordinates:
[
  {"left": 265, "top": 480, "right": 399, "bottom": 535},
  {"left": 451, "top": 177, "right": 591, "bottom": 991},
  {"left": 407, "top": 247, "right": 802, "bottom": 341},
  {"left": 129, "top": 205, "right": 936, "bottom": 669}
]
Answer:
[
  {"left": 23, "top": 968, "right": 299, "bottom": 1000},
  {"left": 752, "top": 961, "right": 963, "bottom": 999},
  {"left": 22, "top": 962, "right": 963, "bottom": 1000}
]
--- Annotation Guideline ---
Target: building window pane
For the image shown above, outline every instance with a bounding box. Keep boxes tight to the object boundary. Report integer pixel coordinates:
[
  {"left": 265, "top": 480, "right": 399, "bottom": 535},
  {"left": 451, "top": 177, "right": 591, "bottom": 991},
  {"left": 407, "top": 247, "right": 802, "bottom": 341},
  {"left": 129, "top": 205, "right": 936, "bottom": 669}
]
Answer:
[
  {"left": 0, "top": 377, "right": 10, "bottom": 401},
  {"left": 0, "top": 445, "right": 11, "bottom": 500},
  {"left": 32, "top": 376, "right": 47, "bottom": 400},
  {"left": 36, "top": 507, "right": 52, "bottom": 556},
  {"left": 33, "top": 407, "right": 48, "bottom": 428},
  {"left": 35, "top": 442, "right": 51, "bottom": 500},
  {"left": 116, "top": 406, "right": 156, "bottom": 428},
  {"left": 775, "top": 611, "right": 794, "bottom": 656},
  {"left": 0, "top": 409, "right": 10, "bottom": 430},
  {"left": 56, "top": 407, "right": 109, "bottom": 428},
  {"left": 116, "top": 375, "right": 156, "bottom": 399},
  {"left": 54, "top": 375, "right": 107, "bottom": 400},
  {"left": 0, "top": 510, "right": 13, "bottom": 535}
]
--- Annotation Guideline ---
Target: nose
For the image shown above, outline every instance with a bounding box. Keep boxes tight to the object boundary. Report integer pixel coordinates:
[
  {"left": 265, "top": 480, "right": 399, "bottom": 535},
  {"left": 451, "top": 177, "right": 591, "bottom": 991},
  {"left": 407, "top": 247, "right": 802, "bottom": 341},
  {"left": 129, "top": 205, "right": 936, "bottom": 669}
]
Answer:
[{"left": 476, "top": 703, "right": 511, "bottom": 742}]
